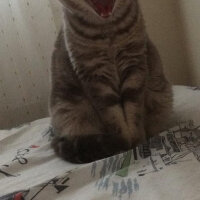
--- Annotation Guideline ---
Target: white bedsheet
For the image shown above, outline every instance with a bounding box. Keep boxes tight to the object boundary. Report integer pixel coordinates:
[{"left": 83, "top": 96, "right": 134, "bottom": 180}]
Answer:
[{"left": 0, "top": 86, "right": 200, "bottom": 200}]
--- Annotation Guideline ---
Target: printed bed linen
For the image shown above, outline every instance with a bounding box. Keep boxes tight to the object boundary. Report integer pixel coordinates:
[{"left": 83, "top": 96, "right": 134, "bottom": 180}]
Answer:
[{"left": 0, "top": 85, "right": 200, "bottom": 200}]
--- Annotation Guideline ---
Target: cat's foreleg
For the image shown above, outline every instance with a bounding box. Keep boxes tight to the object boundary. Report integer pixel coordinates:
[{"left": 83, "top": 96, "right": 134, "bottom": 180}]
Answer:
[{"left": 117, "top": 45, "right": 148, "bottom": 145}]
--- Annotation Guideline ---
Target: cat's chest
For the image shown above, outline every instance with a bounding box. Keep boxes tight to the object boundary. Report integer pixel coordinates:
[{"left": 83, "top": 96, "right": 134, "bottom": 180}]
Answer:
[
  {"left": 107, "top": 46, "right": 117, "bottom": 62},
  {"left": 72, "top": 40, "right": 144, "bottom": 85},
  {"left": 105, "top": 46, "right": 127, "bottom": 83}
]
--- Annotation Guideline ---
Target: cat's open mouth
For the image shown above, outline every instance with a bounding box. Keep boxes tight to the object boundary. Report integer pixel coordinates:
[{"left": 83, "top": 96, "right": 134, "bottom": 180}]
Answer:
[{"left": 88, "top": 0, "right": 115, "bottom": 18}]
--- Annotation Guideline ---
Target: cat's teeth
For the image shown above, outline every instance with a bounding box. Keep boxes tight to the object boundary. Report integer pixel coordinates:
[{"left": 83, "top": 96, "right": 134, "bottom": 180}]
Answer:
[
  {"left": 100, "top": 12, "right": 112, "bottom": 18},
  {"left": 100, "top": 13, "right": 106, "bottom": 17}
]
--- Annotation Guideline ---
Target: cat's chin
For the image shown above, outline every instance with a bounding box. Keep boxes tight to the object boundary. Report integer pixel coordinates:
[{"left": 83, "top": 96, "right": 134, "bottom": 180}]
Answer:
[{"left": 86, "top": 0, "right": 115, "bottom": 18}]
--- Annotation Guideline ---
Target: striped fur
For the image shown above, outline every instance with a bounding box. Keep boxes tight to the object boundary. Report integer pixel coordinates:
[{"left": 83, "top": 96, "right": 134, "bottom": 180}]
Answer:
[{"left": 50, "top": 0, "right": 173, "bottom": 163}]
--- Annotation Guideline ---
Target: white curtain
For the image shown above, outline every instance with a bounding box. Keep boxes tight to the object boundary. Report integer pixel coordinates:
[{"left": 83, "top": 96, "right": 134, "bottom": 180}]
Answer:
[{"left": 0, "top": 0, "right": 62, "bottom": 128}]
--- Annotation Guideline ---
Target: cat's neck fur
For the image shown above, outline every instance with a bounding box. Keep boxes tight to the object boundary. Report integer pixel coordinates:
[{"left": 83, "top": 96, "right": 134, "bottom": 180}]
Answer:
[{"left": 62, "top": 0, "right": 146, "bottom": 48}]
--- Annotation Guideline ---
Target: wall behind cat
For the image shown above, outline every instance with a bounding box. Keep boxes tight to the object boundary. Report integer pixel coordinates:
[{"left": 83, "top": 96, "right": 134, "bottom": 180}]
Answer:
[
  {"left": 176, "top": 0, "right": 200, "bottom": 86},
  {"left": 140, "top": 0, "right": 190, "bottom": 85},
  {"left": 0, "top": 0, "right": 57, "bottom": 128}
]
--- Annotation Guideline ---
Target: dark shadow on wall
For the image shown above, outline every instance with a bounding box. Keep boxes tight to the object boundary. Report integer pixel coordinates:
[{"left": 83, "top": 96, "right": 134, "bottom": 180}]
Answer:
[
  {"left": 140, "top": 0, "right": 191, "bottom": 85},
  {"left": 174, "top": 1, "right": 195, "bottom": 86}
]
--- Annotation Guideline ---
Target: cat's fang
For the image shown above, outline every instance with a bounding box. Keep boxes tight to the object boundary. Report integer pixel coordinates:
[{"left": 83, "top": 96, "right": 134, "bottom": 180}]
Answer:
[{"left": 100, "top": 12, "right": 112, "bottom": 18}]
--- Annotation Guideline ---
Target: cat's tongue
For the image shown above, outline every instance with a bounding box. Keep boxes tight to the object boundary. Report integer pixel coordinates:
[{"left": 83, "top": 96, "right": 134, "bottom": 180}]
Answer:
[{"left": 91, "top": 0, "right": 115, "bottom": 18}]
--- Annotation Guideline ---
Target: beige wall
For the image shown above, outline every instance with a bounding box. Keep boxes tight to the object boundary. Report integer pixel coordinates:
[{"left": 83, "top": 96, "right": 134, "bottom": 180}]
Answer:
[
  {"left": 49, "top": 0, "right": 63, "bottom": 31},
  {"left": 140, "top": 0, "right": 190, "bottom": 85},
  {"left": 0, "top": 0, "right": 57, "bottom": 128},
  {"left": 139, "top": 0, "right": 200, "bottom": 86},
  {"left": 176, "top": 0, "right": 200, "bottom": 85}
]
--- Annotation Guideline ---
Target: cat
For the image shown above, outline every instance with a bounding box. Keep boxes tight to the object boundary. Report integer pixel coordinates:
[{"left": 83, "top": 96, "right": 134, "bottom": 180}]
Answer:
[{"left": 50, "top": 0, "right": 173, "bottom": 163}]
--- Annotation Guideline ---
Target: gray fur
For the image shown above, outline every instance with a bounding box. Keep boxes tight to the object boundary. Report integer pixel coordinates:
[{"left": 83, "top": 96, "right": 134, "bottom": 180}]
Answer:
[{"left": 49, "top": 0, "right": 173, "bottom": 163}]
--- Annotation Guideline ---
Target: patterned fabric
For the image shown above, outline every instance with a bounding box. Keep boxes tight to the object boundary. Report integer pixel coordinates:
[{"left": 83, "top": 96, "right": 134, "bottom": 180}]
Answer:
[{"left": 0, "top": 86, "right": 200, "bottom": 199}]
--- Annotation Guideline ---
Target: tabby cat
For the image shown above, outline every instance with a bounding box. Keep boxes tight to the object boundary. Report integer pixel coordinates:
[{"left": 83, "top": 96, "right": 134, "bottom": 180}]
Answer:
[{"left": 50, "top": 0, "right": 173, "bottom": 163}]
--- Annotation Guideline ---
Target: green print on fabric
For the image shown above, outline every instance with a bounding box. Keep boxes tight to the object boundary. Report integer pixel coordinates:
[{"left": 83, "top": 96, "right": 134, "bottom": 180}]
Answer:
[{"left": 116, "top": 151, "right": 132, "bottom": 177}]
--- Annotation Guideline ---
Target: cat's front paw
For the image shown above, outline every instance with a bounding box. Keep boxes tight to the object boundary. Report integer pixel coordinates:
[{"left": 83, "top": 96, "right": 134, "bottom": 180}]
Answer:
[
  {"left": 130, "top": 127, "right": 147, "bottom": 148},
  {"left": 51, "top": 134, "right": 130, "bottom": 164}
]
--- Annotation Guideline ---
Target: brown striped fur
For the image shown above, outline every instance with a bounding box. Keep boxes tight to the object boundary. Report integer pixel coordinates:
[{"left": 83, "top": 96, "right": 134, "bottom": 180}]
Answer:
[{"left": 50, "top": 0, "right": 173, "bottom": 163}]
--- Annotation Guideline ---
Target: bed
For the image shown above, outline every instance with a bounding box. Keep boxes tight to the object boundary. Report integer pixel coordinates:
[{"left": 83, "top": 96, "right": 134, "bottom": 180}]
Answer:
[{"left": 0, "top": 86, "right": 200, "bottom": 200}]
